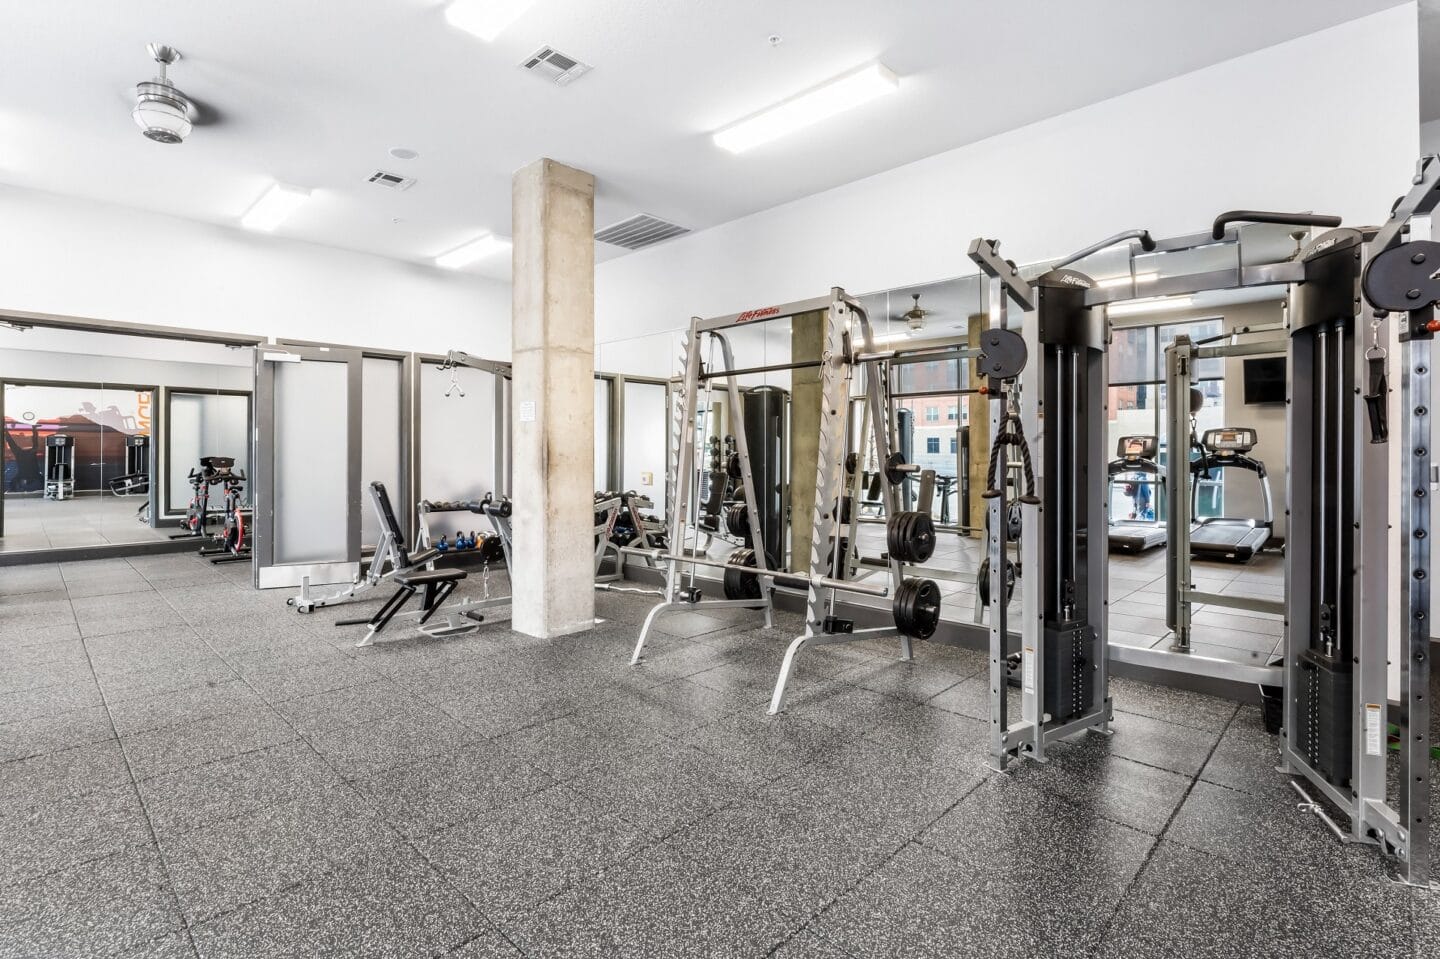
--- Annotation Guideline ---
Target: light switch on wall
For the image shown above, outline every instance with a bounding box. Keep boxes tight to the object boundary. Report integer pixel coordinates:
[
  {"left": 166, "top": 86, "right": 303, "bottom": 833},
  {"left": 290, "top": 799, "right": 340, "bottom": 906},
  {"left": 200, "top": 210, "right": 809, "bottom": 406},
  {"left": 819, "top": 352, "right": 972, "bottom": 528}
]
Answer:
[{"left": 641, "top": 471, "right": 654, "bottom": 486}]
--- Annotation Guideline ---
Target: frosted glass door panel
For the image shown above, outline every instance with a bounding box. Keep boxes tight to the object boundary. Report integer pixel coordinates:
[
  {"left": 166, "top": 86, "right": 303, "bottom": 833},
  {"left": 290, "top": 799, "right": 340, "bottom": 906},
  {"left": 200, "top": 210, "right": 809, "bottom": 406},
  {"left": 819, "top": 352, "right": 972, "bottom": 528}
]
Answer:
[
  {"left": 361, "top": 357, "right": 404, "bottom": 547},
  {"left": 622, "top": 381, "right": 666, "bottom": 497},
  {"left": 273, "top": 360, "right": 348, "bottom": 564},
  {"left": 420, "top": 365, "right": 496, "bottom": 502}
]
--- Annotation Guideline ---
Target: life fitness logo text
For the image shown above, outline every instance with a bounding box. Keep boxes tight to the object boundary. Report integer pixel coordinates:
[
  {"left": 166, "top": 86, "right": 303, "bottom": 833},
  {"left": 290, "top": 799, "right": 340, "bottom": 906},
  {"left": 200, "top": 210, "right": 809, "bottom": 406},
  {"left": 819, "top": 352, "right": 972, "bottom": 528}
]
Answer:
[{"left": 734, "top": 307, "right": 780, "bottom": 325}]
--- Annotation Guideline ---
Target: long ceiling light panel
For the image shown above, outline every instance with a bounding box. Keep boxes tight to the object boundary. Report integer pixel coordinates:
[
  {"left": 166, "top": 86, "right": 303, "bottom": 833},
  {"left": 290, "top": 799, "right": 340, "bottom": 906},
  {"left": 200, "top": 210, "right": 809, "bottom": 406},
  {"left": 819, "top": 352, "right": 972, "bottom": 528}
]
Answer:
[
  {"left": 240, "top": 183, "right": 309, "bottom": 232},
  {"left": 1106, "top": 295, "right": 1195, "bottom": 318},
  {"left": 445, "top": 0, "right": 538, "bottom": 41},
  {"left": 713, "top": 62, "right": 899, "bottom": 154},
  {"left": 435, "top": 234, "right": 511, "bottom": 270}
]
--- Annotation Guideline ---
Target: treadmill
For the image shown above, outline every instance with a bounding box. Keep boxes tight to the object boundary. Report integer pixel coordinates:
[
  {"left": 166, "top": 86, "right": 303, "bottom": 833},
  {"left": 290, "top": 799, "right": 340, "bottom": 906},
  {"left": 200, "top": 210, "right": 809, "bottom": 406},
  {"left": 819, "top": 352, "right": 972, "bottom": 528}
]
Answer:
[
  {"left": 1189, "top": 426, "right": 1272, "bottom": 561},
  {"left": 1107, "top": 435, "right": 1165, "bottom": 552}
]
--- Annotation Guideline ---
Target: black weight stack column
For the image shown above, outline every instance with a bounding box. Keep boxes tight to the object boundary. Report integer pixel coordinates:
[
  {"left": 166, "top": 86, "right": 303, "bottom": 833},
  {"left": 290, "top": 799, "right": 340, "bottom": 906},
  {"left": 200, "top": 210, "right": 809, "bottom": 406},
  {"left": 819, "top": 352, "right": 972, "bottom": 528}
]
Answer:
[
  {"left": 742, "top": 386, "right": 788, "bottom": 569},
  {"left": 1034, "top": 269, "right": 1107, "bottom": 727},
  {"left": 1286, "top": 229, "right": 1364, "bottom": 789}
]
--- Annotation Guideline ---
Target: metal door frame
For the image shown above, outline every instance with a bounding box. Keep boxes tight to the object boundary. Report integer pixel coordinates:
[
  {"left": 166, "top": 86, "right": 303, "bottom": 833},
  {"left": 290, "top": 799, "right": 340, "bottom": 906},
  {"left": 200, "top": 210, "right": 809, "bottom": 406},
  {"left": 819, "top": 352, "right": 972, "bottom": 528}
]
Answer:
[{"left": 253, "top": 344, "right": 364, "bottom": 589}]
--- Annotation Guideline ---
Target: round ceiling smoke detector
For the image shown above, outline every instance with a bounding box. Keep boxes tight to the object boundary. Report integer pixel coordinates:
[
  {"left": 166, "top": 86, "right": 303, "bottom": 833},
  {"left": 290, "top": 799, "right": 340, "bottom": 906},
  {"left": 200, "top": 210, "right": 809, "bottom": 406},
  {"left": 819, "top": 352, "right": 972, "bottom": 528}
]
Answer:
[
  {"left": 133, "top": 44, "right": 193, "bottom": 144},
  {"left": 389, "top": 147, "right": 420, "bottom": 161},
  {"left": 767, "top": 34, "right": 783, "bottom": 46}
]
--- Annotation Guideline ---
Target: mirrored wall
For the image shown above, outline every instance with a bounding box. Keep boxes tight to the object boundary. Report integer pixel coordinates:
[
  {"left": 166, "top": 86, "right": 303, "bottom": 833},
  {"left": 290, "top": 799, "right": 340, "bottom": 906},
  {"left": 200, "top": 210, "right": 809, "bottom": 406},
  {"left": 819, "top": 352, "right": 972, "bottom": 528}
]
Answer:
[{"left": 0, "top": 321, "right": 255, "bottom": 561}]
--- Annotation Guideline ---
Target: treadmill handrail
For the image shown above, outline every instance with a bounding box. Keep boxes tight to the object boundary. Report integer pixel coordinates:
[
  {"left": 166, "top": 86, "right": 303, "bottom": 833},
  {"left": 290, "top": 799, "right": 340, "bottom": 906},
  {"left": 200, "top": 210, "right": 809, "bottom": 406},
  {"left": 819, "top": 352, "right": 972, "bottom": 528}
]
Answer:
[{"left": 1108, "top": 458, "right": 1161, "bottom": 477}]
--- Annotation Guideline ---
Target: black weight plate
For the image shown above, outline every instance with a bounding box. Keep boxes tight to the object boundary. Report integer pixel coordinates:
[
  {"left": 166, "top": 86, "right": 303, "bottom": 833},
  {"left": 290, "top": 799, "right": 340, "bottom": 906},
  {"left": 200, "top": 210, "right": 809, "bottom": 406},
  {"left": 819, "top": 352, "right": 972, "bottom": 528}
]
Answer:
[
  {"left": 1363, "top": 240, "right": 1440, "bottom": 312},
  {"left": 727, "top": 453, "right": 743, "bottom": 478},
  {"left": 910, "top": 512, "right": 935, "bottom": 563},
  {"left": 723, "top": 548, "right": 762, "bottom": 600},
  {"left": 845, "top": 451, "right": 859, "bottom": 475},
  {"left": 884, "top": 452, "right": 908, "bottom": 485},
  {"left": 893, "top": 577, "right": 942, "bottom": 639}
]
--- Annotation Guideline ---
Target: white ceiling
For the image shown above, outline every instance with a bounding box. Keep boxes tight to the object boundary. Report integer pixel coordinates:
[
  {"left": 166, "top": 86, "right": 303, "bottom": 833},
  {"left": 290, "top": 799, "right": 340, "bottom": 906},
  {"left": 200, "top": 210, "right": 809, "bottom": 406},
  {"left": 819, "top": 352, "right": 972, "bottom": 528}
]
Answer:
[{"left": 0, "top": 0, "right": 1406, "bottom": 280}]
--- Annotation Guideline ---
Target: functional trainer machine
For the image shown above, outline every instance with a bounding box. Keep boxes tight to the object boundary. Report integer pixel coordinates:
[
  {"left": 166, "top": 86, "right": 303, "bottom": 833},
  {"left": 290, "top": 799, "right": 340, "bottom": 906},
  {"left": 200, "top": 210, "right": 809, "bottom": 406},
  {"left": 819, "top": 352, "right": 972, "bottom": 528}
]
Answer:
[
  {"left": 1106, "top": 435, "right": 1165, "bottom": 553},
  {"left": 1274, "top": 162, "right": 1437, "bottom": 887},
  {"left": 969, "top": 230, "right": 1150, "bottom": 767}
]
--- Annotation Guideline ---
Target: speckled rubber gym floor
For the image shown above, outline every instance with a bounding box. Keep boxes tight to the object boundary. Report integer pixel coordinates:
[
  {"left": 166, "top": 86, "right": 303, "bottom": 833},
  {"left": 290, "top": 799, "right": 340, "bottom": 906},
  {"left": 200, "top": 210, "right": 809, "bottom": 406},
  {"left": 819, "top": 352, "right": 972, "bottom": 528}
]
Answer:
[{"left": 1, "top": 555, "right": 1435, "bottom": 958}]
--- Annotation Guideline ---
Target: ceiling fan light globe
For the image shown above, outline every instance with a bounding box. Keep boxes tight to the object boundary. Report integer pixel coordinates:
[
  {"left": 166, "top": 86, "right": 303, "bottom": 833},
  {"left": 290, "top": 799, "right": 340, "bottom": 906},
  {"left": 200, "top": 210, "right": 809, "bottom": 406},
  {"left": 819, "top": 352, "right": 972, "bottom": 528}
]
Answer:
[{"left": 133, "top": 82, "right": 193, "bottom": 144}]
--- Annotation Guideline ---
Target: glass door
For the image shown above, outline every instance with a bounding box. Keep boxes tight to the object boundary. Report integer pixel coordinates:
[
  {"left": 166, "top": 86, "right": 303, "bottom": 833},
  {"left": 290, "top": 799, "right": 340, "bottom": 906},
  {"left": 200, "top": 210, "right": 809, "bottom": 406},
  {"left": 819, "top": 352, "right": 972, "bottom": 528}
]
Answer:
[{"left": 253, "top": 345, "right": 363, "bottom": 589}]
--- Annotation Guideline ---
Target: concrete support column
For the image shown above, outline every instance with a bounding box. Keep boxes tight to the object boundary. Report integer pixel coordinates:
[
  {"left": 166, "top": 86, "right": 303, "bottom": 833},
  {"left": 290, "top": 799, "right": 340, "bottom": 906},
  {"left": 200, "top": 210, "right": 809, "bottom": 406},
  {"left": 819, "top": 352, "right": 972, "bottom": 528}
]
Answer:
[
  {"left": 788, "top": 310, "right": 824, "bottom": 571},
  {"left": 510, "top": 158, "right": 596, "bottom": 638},
  {"left": 965, "top": 312, "right": 989, "bottom": 538}
]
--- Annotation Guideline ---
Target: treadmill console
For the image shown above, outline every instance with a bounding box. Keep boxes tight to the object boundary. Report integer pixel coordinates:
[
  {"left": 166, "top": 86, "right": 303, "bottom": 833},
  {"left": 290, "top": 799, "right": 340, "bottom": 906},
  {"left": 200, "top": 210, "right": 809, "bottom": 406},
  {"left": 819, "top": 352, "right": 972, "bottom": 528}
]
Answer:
[
  {"left": 1202, "top": 427, "right": 1257, "bottom": 457},
  {"left": 1115, "top": 435, "right": 1157, "bottom": 461}
]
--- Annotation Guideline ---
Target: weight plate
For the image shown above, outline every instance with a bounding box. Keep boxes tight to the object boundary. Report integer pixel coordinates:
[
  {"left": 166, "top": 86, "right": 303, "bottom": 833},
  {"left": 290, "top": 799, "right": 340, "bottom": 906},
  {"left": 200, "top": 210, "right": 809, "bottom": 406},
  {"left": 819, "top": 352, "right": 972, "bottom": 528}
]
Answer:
[
  {"left": 884, "top": 452, "right": 908, "bottom": 485},
  {"left": 893, "top": 577, "right": 942, "bottom": 639},
  {"left": 723, "top": 548, "right": 762, "bottom": 601},
  {"left": 726, "top": 453, "right": 743, "bottom": 479}
]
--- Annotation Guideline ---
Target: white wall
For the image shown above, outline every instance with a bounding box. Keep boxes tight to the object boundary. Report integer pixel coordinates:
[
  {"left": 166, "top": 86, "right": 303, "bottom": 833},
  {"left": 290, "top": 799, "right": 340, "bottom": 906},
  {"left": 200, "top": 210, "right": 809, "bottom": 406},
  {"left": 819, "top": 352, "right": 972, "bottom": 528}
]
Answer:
[
  {"left": 0, "top": 184, "right": 513, "bottom": 359},
  {"left": 595, "top": 6, "right": 1420, "bottom": 342}
]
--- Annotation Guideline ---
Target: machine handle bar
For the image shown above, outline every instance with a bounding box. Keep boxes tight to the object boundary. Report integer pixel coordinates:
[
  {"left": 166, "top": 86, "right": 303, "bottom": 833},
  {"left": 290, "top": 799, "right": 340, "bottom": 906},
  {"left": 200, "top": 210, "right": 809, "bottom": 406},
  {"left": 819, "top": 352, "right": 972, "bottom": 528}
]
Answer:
[{"left": 1210, "top": 210, "right": 1341, "bottom": 241}]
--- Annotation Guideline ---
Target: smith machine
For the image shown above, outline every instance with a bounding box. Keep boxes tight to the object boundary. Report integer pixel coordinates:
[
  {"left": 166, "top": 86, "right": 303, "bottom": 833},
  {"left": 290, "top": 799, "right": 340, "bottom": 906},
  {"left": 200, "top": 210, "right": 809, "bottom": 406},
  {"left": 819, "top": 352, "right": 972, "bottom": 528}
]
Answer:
[
  {"left": 968, "top": 230, "right": 1157, "bottom": 767},
  {"left": 626, "top": 289, "right": 946, "bottom": 713}
]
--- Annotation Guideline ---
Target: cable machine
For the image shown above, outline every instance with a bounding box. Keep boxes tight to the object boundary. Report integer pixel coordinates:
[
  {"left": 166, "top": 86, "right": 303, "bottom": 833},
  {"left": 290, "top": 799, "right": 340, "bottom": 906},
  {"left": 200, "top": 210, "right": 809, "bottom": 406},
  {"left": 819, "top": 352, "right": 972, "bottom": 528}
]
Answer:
[{"left": 969, "top": 229, "right": 1156, "bottom": 767}]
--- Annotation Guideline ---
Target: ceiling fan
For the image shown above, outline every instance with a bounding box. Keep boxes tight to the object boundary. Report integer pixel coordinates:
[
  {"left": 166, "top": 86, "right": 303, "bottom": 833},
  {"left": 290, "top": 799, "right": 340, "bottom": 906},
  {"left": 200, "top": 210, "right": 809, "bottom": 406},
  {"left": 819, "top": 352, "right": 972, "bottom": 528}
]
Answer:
[
  {"left": 895, "top": 293, "right": 933, "bottom": 335},
  {"left": 132, "top": 43, "right": 222, "bottom": 144}
]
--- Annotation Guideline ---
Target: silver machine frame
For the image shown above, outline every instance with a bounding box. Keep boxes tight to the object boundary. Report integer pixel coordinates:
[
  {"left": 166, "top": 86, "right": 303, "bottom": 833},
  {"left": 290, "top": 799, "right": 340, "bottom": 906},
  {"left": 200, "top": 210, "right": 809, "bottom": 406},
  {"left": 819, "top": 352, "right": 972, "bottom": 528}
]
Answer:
[
  {"left": 970, "top": 233, "right": 1127, "bottom": 768},
  {"left": 1270, "top": 157, "right": 1437, "bottom": 888},
  {"left": 1164, "top": 330, "right": 1287, "bottom": 658},
  {"left": 626, "top": 289, "right": 935, "bottom": 714}
]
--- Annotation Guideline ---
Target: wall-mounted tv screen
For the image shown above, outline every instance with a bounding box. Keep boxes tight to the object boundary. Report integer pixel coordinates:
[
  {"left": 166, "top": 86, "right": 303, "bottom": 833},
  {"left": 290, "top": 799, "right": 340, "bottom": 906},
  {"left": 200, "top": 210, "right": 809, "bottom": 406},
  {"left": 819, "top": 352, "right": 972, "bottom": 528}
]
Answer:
[{"left": 1243, "top": 357, "right": 1285, "bottom": 404}]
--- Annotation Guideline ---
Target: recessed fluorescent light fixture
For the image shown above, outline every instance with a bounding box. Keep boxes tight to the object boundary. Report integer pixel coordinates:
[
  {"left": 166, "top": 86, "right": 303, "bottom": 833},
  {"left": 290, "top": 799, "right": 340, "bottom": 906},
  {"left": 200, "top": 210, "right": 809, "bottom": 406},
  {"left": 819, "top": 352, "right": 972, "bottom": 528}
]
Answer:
[
  {"left": 713, "top": 62, "right": 899, "bottom": 154},
  {"left": 240, "top": 183, "right": 309, "bottom": 232},
  {"left": 445, "top": 0, "right": 538, "bottom": 41},
  {"left": 435, "top": 234, "right": 511, "bottom": 270},
  {"left": 1094, "top": 271, "right": 1159, "bottom": 290},
  {"left": 1107, "top": 295, "right": 1194, "bottom": 318}
]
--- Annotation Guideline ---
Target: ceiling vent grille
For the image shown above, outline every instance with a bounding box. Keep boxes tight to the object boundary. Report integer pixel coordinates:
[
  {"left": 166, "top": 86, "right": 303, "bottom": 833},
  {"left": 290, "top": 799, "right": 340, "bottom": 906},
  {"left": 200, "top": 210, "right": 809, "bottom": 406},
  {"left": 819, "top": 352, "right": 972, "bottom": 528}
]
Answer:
[
  {"left": 595, "top": 214, "right": 690, "bottom": 251},
  {"left": 521, "top": 45, "right": 592, "bottom": 86},
  {"left": 368, "top": 170, "right": 415, "bottom": 191}
]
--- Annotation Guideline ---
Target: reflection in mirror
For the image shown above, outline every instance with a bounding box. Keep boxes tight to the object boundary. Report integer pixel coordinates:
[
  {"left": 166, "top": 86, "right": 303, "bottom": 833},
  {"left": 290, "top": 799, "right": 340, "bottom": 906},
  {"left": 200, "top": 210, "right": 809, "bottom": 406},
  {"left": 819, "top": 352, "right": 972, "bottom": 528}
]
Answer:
[{"left": 0, "top": 324, "right": 253, "bottom": 559}]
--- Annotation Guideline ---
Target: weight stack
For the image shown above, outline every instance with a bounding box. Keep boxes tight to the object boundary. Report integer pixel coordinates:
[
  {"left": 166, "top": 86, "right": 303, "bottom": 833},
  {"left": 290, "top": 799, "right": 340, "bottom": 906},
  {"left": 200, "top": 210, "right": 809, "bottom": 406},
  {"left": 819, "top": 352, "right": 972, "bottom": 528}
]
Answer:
[
  {"left": 742, "top": 387, "right": 788, "bottom": 569},
  {"left": 1043, "top": 621, "right": 1097, "bottom": 726},
  {"left": 1294, "top": 649, "right": 1353, "bottom": 789}
]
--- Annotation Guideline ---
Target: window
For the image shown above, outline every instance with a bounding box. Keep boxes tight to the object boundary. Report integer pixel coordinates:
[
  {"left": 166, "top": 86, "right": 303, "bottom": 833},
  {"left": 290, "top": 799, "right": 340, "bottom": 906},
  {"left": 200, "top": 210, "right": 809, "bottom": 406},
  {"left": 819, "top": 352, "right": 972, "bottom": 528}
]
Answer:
[
  {"left": 926, "top": 436, "right": 940, "bottom": 454},
  {"left": 1104, "top": 316, "right": 1230, "bottom": 521},
  {"left": 946, "top": 405, "right": 957, "bottom": 421},
  {"left": 949, "top": 436, "right": 958, "bottom": 454},
  {"left": 924, "top": 406, "right": 939, "bottom": 423}
]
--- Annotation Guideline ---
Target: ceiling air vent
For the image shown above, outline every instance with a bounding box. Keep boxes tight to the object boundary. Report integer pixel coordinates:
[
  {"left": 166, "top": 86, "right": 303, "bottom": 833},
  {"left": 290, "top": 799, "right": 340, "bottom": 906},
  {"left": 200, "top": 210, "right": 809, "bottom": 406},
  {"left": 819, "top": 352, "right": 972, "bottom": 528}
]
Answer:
[
  {"left": 368, "top": 170, "right": 415, "bottom": 191},
  {"left": 521, "top": 45, "right": 592, "bottom": 86},
  {"left": 595, "top": 214, "right": 690, "bottom": 251}
]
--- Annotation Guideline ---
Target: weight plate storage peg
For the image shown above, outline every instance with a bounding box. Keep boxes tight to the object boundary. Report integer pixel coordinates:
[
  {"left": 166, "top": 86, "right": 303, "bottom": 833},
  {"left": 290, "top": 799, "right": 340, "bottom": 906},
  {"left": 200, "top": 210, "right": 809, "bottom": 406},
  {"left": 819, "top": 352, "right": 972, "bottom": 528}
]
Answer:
[
  {"left": 722, "top": 548, "right": 763, "bottom": 600},
  {"left": 886, "top": 510, "right": 936, "bottom": 564},
  {"left": 893, "top": 577, "right": 941, "bottom": 639}
]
